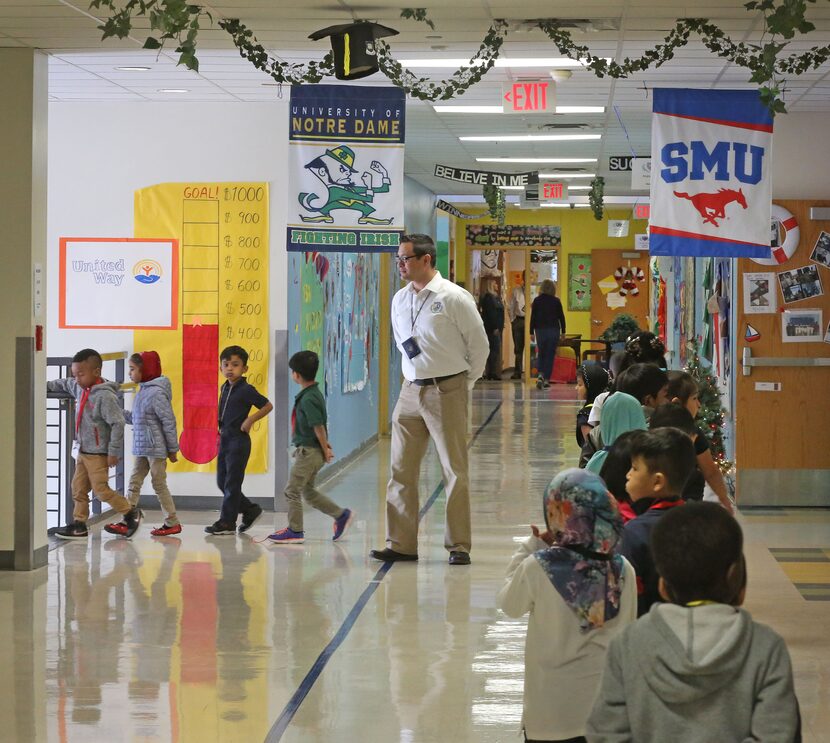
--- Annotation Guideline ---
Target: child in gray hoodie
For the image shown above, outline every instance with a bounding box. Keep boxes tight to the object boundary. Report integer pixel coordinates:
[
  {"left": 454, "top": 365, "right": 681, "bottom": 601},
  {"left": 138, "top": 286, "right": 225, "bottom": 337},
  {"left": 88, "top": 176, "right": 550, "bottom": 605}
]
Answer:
[
  {"left": 105, "top": 351, "right": 181, "bottom": 537},
  {"left": 586, "top": 502, "right": 800, "bottom": 743},
  {"left": 48, "top": 348, "right": 142, "bottom": 539}
]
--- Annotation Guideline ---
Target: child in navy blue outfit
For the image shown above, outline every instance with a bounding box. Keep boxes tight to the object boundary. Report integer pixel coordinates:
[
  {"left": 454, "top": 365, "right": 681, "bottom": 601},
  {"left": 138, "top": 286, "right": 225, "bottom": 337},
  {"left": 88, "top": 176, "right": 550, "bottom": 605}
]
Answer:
[
  {"left": 205, "top": 345, "right": 273, "bottom": 536},
  {"left": 621, "top": 427, "right": 697, "bottom": 616}
]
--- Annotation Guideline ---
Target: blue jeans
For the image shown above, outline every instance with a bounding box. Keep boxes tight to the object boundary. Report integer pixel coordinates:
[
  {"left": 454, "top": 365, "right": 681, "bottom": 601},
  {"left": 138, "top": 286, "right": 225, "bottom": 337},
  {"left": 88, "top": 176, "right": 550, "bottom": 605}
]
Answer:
[{"left": 535, "top": 327, "right": 560, "bottom": 380}]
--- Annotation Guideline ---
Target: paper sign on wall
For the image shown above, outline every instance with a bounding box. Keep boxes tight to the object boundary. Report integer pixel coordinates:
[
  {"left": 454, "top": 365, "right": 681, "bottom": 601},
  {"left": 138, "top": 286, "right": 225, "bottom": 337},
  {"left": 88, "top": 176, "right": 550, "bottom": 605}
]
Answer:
[
  {"left": 608, "top": 220, "right": 630, "bottom": 238},
  {"left": 742, "top": 272, "right": 777, "bottom": 314},
  {"left": 59, "top": 238, "right": 178, "bottom": 329},
  {"left": 635, "top": 233, "right": 650, "bottom": 251}
]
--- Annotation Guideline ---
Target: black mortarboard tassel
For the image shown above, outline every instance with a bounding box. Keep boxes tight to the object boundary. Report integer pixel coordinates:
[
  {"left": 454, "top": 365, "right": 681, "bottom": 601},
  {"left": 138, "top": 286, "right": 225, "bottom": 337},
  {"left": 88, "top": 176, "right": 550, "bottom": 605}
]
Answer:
[{"left": 309, "top": 22, "right": 398, "bottom": 81}]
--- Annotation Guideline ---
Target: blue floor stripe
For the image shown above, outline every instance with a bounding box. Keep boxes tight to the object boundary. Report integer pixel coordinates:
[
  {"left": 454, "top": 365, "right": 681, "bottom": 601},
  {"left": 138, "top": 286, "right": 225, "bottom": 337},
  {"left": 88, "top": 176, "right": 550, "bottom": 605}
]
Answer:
[{"left": 265, "top": 400, "right": 503, "bottom": 742}]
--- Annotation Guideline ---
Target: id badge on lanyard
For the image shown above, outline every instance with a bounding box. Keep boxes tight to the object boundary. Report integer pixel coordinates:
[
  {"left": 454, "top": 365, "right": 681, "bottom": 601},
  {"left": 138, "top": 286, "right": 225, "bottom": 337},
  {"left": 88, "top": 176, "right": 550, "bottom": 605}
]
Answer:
[{"left": 405, "top": 292, "right": 430, "bottom": 359}]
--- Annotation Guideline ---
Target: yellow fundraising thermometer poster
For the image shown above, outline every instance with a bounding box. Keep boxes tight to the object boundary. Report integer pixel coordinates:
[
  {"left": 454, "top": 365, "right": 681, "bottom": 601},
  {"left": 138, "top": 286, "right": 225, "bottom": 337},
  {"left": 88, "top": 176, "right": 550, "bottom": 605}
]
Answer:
[{"left": 134, "top": 183, "right": 269, "bottom": 473}]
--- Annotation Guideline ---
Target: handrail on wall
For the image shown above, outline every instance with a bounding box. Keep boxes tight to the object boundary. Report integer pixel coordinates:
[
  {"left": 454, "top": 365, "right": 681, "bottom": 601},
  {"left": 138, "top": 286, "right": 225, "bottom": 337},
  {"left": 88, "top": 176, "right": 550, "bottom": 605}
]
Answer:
[{"left": 742, "top": 347, "right": 830, "bottom": 376}]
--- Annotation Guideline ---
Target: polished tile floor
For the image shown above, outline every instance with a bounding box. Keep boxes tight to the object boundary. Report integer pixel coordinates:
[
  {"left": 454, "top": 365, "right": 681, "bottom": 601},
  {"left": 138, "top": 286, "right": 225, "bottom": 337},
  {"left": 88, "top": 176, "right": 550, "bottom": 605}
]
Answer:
[{"left": 3, "top": 382, "right": 829, "bottom": 742}]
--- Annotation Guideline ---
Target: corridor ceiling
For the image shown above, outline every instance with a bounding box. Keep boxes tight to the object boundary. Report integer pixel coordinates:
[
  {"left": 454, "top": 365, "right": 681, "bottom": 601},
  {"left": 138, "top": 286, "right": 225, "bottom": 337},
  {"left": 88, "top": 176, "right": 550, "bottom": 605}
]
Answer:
[{"left": 2, "top": 0, "right": 829, "bottom": 197}]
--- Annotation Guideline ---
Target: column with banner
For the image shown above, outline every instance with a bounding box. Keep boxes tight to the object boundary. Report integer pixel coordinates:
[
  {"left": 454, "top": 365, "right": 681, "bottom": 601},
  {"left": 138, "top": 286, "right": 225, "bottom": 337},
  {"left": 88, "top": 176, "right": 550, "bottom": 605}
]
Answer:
[
  {"left": 649, "top": 89, "right": 773, "bottom": 258},
  {"left": 287, "top": 84, "right": 404, "bottom": 253}
]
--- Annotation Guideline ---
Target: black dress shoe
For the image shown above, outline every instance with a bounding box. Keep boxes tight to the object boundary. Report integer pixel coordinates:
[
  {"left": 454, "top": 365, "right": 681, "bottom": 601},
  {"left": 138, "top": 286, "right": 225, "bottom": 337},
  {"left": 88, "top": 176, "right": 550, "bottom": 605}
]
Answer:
[
  {"left": 448, "top": 551, "right": 471, "bottom": 565},
  {"left": 370, "top": 548, "right": 418, "bottom": 562}
]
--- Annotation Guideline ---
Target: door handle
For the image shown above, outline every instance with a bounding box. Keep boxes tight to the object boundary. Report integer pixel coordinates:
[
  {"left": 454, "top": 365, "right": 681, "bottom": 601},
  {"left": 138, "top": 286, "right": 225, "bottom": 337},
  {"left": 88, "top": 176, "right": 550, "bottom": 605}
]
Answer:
[{"left": 592, "top": 319, "right": 603, "bottom": 325}]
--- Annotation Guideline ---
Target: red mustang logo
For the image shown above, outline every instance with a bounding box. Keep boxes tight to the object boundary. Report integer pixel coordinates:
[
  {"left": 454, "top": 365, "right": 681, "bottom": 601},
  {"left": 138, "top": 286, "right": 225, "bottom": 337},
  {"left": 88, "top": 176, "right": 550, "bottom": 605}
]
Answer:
[{"left": 673, "top": 188, "right": 747, "bottom": 227}]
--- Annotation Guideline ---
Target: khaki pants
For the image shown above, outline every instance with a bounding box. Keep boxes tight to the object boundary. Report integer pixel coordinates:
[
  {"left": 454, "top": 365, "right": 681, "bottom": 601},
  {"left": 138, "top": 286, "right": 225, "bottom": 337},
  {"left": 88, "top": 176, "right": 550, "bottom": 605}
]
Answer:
[
  {"left": 72, "top": 453, "right": 132, "bottom": 523},
  {"left": 285, "top": 445, "right": 343, "bottom": 532},
  {"left": 128, "top": 456, "right": 179, "bottom": 525},
  {"left": 386, "top": 373, "right": 471, "bottom": 555}
]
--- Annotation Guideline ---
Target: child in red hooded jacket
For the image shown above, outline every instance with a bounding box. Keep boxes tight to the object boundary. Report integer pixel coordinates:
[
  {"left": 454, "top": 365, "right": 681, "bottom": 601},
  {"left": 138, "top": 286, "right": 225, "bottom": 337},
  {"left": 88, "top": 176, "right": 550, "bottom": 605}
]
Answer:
[{"left": 106, "top": 351, "right": 181, "bottom": 537}]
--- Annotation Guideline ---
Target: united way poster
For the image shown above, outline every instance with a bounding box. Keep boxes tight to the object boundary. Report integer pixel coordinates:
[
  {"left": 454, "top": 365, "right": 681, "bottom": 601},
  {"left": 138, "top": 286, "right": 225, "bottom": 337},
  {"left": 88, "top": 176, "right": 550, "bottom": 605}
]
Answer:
[
  {"left": 287, "top": 84, "right": 405, "bottom": 253},
  {"left": 650, "top": 89, "right": 773, "bottom": 258}
]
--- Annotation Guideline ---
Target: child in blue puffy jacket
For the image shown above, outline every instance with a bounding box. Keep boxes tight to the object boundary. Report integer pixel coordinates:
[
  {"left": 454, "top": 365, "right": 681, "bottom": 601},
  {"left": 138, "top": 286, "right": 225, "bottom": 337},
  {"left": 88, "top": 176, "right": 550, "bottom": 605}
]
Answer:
[{"left": 106, "top": 351, "right": 181, "bottom": 537}]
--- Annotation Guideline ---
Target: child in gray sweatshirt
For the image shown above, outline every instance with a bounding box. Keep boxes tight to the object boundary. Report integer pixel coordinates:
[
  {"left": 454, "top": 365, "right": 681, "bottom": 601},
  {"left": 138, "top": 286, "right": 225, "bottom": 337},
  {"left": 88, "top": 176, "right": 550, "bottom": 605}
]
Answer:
[
  {"left": 586, "top": 502, "right": 799, "bottom": 743},
  {"left": 48, "top": 348, "right": 142, "bottom": 540}
]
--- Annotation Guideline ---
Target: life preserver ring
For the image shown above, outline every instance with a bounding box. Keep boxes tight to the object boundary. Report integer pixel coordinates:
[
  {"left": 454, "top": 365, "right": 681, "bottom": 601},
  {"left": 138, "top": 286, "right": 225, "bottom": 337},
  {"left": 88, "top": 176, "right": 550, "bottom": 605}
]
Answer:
[{"left": 752, "top": 204, "right": 799, "bottom": 266}]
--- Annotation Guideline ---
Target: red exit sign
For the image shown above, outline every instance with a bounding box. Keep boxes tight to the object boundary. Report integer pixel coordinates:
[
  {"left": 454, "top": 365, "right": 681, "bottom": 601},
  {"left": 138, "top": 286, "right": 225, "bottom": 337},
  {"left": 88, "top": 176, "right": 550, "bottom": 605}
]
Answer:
[
  {"left": 541, "top": 181, "right": 567, "bottom": 200},
  {"left": 502, "top": 81, "right": 556, "bottom": 114}
]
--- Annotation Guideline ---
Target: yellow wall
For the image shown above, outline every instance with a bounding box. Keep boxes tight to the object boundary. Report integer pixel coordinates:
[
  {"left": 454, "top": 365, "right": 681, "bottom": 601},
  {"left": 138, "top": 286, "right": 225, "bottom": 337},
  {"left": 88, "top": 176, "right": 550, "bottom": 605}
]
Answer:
[{"left": 455, "top": 207, "right": 649, "bottom": 339}]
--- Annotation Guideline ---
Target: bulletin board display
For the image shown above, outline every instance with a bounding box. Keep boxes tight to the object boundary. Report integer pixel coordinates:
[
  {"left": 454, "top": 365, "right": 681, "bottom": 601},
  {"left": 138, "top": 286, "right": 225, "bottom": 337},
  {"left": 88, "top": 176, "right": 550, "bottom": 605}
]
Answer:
[
  {"left": 134, "top": 183, "right": 269, "bottom": 474},
  {"left": 59, "top": 238, "right": 178, "bottom": 329}
]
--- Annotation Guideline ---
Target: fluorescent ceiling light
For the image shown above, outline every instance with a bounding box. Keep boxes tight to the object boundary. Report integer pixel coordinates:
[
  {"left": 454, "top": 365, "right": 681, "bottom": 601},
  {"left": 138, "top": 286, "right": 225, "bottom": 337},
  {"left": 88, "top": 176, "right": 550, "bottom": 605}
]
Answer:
[
  {"left": 116, "top": 66, "right": 151, "bottom": 71},
  {"left": 540, "top": 203, "right": 589, "bottom": 208},
  {"left": 499, "top": 185, "right": 525, "bottom": 190},
  {"left": 460, "top": 134, "right": 601, "bottom": 142},
  {"left": 538, "top": 172, "right": 596, "bottom": 178},
  {"left": 567, "top": 185, "right": 591, "bottom": 190},
  {"left": 434, "top": 105, "right": 605, "bottom": 114},
  {"left": 400, "top": 58, "right": 607, "bottom": 68},
  {"left": 158, "top": 88, "right": 189, "bottom": 93},
  {"left": 477, "top": 158, "right": 597, "bottom": 164}
]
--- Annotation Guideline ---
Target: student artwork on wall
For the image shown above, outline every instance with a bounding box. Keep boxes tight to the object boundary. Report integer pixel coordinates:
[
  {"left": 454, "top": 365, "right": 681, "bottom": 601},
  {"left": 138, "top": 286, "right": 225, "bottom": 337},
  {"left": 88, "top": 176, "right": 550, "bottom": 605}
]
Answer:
[
  {"left": 777, "top": 264, "right": 824, "bottom": 304},
  {"left": 134, "top": 182, "right": 270, "bottom": 473},
  {"left": 810, "top": 231, "right": 830, "bottom": 270},
  {"left": 567, "top": 253, "right": 591, "bottom": 311},
  {"left": 782, "top": 309, "right": 823, "bottom": 343},
  {"left": 59, "top": 238, "right": 178, "bottom": 329},
  {"left": 742, "top": 272, "right": 777, "bottom": 314},
  {"left": 466, "top": 224, "right": 562, "bottom": 247}
]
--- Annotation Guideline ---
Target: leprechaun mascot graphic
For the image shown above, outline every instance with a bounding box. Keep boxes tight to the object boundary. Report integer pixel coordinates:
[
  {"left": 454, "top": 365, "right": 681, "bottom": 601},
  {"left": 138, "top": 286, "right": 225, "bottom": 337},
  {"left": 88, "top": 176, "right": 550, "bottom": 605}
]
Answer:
[{"left": 299, "top": 145, "right": 394, "bottom": 225}]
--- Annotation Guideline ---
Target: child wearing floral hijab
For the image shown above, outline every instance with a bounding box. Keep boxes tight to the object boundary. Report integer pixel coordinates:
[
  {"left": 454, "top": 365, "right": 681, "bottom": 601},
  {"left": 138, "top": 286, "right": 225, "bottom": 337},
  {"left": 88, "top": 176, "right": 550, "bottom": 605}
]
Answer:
[{"left": 497, "top": 469, "right": 637, "bottom": 743}]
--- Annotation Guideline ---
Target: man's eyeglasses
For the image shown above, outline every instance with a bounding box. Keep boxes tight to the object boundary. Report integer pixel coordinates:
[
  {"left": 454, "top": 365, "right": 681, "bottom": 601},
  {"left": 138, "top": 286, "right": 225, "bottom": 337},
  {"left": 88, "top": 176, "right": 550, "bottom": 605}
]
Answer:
[{"left": 395, "top": 254, "right": 421, "bottom": 265}]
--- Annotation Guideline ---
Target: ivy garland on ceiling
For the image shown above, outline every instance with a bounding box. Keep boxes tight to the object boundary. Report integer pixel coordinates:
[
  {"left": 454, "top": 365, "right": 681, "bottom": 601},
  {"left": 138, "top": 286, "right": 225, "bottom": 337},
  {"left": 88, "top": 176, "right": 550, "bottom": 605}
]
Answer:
[
  {"left": 89, "top": 0, "right": 830, "bottom": 113},
  {"left": 588, "top": 177, "right": 605, "bottom": 221},
  {"left": 482, "top": 185, "right": 507, "bottom": 226}
]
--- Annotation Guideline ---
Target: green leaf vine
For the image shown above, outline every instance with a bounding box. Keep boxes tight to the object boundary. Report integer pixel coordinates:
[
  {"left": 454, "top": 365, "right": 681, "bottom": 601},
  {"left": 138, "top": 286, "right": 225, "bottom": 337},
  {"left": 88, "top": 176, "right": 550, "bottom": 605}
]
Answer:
[
  {"left": 89, "top": 0, "right": 830, "bottom": 113},
  {"left": 589, "top": 177, "right": 605, "bottom": 221},
  {"left": 483, "top": 184, "right": 506, "bottom": 225}
]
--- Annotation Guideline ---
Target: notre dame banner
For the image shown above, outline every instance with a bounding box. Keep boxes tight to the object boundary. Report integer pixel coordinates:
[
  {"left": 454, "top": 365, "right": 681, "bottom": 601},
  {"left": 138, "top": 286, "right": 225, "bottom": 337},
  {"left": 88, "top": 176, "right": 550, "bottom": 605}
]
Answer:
[{"left": 287, "top": 84, "right": 405, "bottom": 253}]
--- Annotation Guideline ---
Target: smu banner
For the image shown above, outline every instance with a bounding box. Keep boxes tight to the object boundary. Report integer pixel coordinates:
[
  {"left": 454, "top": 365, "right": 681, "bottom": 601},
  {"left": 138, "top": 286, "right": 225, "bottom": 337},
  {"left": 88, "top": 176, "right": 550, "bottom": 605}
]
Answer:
[
  {"left": 649, "top": 89, "right": 773, "bottom": 258},
  {"left": 287, "top": 85, "right": 405, "bottom": 253}
]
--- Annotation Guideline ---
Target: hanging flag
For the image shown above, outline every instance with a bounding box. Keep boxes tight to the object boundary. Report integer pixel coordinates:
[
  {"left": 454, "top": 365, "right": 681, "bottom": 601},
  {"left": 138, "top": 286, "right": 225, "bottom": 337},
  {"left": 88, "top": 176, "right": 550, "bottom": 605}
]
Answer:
[
  {"left": 649, "top": 89, "right": 773, "bottom": 259},
  {"left": 287, "top": 84, "right": 405, "bottom": 253}
]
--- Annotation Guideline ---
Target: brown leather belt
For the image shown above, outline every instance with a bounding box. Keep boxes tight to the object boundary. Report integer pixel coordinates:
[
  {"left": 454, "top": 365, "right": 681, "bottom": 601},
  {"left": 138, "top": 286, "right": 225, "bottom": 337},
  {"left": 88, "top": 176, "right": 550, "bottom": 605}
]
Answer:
[{"left": 412, "top": 372, "right": 463, "bottom": 387}]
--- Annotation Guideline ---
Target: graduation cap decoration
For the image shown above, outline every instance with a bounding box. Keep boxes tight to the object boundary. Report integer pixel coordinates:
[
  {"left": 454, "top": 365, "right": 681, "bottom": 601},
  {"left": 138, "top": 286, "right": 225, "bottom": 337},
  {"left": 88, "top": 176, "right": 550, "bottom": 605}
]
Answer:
[{"left": 309, "top": 22, "right": 398, "bottom": 80}]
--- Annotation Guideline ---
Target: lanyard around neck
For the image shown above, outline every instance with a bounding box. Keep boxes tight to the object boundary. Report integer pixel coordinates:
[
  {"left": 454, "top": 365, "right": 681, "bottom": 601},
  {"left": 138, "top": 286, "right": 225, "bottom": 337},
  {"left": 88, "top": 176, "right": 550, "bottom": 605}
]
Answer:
[{"left": 410, "top": 291, "right": 431, "bottom": 332}]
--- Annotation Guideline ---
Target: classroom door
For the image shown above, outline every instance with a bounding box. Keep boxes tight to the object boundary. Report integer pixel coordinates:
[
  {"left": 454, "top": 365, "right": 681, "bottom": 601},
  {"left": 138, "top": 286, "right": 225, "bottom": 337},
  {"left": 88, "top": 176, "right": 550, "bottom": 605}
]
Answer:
[
  {"left": 589, "top": 249, "right": 650, "bottom": 339},
  {"left": 735, "top": 199, "right": 830, "bottom": 506}
]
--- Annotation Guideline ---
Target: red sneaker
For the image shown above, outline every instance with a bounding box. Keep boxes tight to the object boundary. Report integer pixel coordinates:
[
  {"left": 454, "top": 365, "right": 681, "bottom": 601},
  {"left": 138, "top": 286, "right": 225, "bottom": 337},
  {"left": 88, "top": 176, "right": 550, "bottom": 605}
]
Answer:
[
  {"left": 151, "top": 523, "right": 182, "bottom": 536},
  {"left": 104, "top": 520, "right": 128, "bottom": 535}
]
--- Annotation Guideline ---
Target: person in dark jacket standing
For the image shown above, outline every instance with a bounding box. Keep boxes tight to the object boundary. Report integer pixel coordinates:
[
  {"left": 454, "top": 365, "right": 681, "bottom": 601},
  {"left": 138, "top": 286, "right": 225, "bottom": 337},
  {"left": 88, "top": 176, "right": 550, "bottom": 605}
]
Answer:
[
  {"left": 479, "top": 279, "right": 505, "bottom": 380},
  {"left": 530, "top": 279, "right": 566, "bottom": 389}
]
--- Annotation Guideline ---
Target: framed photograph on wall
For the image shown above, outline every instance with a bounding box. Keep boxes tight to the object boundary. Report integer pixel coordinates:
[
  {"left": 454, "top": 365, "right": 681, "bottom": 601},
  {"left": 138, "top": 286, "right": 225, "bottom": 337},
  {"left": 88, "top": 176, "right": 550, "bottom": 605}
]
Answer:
[
  {"left": 743, "top": 272, "right": 777, "bottom": 314},
  {"left": 567, "top": 253, "right": 592, "bottom": 311},
  {"left": 782, "top": 309, "right": 823, "bottom": 343},
  {"left": 777, "top": 264, "right": 823, "bottom": 304},
  {"left": 810, "top": 231, "right": 830, "bottom": 269}
]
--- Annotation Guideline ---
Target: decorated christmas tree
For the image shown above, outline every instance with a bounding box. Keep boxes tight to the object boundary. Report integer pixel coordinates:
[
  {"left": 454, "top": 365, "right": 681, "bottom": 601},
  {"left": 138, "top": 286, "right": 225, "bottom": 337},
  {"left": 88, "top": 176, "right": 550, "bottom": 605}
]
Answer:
[{"left": 685, "top": 339, "right": 732, "bottom": 474}]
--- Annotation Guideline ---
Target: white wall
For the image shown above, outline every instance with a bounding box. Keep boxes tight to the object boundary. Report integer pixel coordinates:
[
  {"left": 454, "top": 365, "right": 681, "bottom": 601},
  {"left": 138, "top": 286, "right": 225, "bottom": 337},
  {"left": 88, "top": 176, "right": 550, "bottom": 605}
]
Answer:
[
  {"left": 773, "top": 113, "right": 830, "bottom": 199},
  {"left": 47, "top": 101, "right": 289, "bottom": 501}
]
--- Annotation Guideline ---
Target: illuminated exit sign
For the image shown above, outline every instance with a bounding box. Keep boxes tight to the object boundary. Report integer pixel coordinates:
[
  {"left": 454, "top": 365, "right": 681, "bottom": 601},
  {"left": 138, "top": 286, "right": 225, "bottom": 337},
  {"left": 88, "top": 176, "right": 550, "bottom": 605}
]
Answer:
[
  {"left": 540, "top": 180, "right": 568, "bottom": 201},
  {"left": 633, "top": 204, "right": 650, "bottom": 220},
  {"left": 502, "top": 81, "right": 556, "bottom": 114}
]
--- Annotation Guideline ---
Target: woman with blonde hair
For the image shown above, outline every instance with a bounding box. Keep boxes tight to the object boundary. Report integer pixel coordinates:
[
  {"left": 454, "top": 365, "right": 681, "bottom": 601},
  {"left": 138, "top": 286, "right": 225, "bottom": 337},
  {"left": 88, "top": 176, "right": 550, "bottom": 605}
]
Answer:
[{"left": 530, "top": 279, "right": 566, "bottom": 389}]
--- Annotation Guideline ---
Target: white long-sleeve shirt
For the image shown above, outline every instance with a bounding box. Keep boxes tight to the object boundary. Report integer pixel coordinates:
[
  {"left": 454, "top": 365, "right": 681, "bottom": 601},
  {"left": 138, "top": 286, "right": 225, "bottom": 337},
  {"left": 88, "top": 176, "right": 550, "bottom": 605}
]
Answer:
[
  {"left": 497, "top": 535, "right": 637, "bottom": 741},
  {"left": 391, "top": 271, "right": 488, "bottom": 388}
]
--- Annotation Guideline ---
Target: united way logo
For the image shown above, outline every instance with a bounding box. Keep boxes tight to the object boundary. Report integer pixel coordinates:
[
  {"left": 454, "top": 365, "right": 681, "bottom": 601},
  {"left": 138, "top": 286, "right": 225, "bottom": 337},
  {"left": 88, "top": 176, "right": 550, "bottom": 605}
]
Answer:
[{"left": 133, "top": 260, "right": 163, "bottom": 284}]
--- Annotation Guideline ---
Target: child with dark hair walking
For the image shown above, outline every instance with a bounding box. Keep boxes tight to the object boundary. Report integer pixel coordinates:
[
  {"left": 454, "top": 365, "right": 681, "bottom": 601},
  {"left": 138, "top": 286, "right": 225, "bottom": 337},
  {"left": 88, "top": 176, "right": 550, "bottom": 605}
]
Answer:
[
  {"left": 498, "top": 469, "right": 636, "bottom": 743},
  {"left": 587, "top": 502, "right": 800, "bottom": 742},
  {"left": 48, "top": 348, "right": 142, "bottom": 539},
  {"left": 268, "top": 350, "right": 353, "bottom": 544},
  {"left": 205, "top": 345, "right": 273, "bottom": 536},
  {"left": 105, "top": 351, "right": 181, "bottom": 537},
  {"left": 666, "top": 370, "right": 734, "bottom": 513},
  {"left": 575, "top": 363, "right": 611, "bottom": 447},
  {"left": 621, "top": 427, "right": 697, "bottom": 616}
]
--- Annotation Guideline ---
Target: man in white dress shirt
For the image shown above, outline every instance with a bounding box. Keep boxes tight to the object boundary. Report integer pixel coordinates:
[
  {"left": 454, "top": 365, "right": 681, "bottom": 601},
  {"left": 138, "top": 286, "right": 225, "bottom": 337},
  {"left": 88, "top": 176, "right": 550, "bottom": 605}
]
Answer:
[
  {"left": 370, "top": 234, "right": 488, "bottom": 565},
  {"left": 508, "top": 273, "right": 526, "bottom": 379}
]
